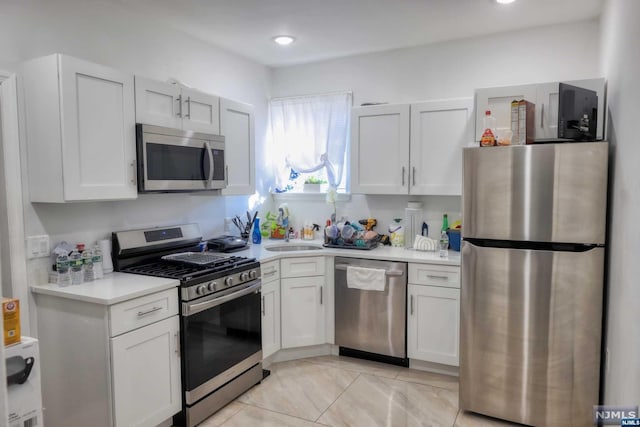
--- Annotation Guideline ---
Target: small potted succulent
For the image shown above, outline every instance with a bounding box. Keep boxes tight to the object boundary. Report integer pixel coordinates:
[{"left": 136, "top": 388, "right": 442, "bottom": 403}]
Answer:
[{"left": 303, "top": 177, "right": 327, "bottom": 192}]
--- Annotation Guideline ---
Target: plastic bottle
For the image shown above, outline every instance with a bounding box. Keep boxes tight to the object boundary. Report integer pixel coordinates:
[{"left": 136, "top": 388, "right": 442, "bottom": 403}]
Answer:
[
  {"left": 92, "top": 244, "right": 104, "bottom": 280},
  {"left": 69, "top": 248, "right": 84, "bottom": 285},
  {"left": 439, "top": 230, "right": 449, "bottom": 258},
  {"left": 82, "top": 247, "right": 95, "bottom": 282},
  {"left": 480, "top": 110, "right": 497, "bottom": 147},
  {"left": 56, "top": 251, "right": 72, "bottom": 287},
  {"left": 252, "top": 217, "right": 262, "bottom": 244}
]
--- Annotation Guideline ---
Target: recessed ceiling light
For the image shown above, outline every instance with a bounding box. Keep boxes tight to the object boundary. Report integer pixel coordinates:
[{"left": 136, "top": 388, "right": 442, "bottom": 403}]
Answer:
[
  {"left": 495, "top": 0, "right": 516, "bottom": 4},
  {"left": 273, "top": 35, "right": 296, "bottom": 46}
]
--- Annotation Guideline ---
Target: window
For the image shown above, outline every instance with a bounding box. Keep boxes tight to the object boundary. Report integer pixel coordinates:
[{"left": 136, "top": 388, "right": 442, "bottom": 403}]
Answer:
[{"left": 269, "top": 91, "right": 352, "bottom": 194}]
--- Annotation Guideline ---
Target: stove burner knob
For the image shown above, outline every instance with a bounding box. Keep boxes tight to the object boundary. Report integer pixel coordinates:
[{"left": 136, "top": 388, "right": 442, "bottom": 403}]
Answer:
[
  {"left": 207, "top": 282, "right": 217, "bottom": 292},
  {"left": 249, "top": 270, "right": 257, "bottom": 279},
  {"left": 225, "top": 277, "right": 233, "bottom": 287},
  {"left": 196, "top": 285, "right": 207, "bottom": 295},
  {"left": 240, "top": 272, "right": 249, "bottom": 281}
]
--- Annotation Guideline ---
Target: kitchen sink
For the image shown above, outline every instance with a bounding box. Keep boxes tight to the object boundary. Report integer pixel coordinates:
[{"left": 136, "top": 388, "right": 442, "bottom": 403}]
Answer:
[{"left": 264, "top": 244, "right": 324, "bottom": 252}]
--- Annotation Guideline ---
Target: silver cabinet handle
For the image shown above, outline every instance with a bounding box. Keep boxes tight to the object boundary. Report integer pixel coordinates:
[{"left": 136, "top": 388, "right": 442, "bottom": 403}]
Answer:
[
  {"left": 402, "top": 166, "right": 406, "bottom": 186},
  {"left": 185, "top": 96, "right": 191, "bottom": 119},
  {"left": 410, "top": 295, "right": 414, "bottom": 315},
  {"left": 427, "top": 274, "right": 449, "bottom": 280},
  {"left": 263, "top": 269, "right": 277, "bottom": 277},
  {"left": 320, "top": 286, "right": 323, "bottom": 305},
  {"left": 130, "top": 161, "right": 136, "bottom": 186},
  {"left": 225, "top": 165, "right": 229, "bottom": 187},
  {"left": 176, "top": 94, "right": 183, "bottom": 118},
  {"left": 412, "top": 167, "right": 416, "bottom": 186},
  {"left": 175, "top": 332, "right": 180, "bottom": 356},
  {"left": 137, "top": 306, "right": 162, "bottom": 317},
  {"left": 261, "top": 296, "right": 265, "bottom": 316},
  {"left": 541, "top": 103, "right": 544, "bottom": 128},
  {"left": 204, "top": 142, "right": 214, "bottom": 186}
]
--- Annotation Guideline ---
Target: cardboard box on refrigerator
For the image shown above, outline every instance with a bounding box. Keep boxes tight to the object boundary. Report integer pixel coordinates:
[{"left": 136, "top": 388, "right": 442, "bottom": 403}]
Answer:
[
  {"left": 518, "top": 100, "right": 535, "bottom": 145},
  {"left": 6, "top": 337, "right": 43, "bottom": 427}
]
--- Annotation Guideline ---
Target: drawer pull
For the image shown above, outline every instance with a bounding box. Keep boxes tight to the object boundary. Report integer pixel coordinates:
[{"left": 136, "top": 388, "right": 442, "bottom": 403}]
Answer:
[
  {"left": 175, "top": 332, "right": 180, "bottom": 357},
  {"left": 410, "top": 295, "right": 414, "bottom": 315},
  {"left": 426, "top": 274, "right": 449, "bottom": 280},
  {"left": 261, "top": 296, "right": 265, "bottom": 316},
  {"left": 320, "top": 286, "right": 323, "bottom": 305},
  {"left": 137, "top": 306, "right": 163, "bottom": 317},
  {"left": 263, "top": 269, "right": 277, "bottom": 277}
]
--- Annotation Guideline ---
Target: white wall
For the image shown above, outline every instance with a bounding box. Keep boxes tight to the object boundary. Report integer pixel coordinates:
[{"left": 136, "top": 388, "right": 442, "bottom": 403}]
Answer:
[
  {"left": 599, "top": 0, "right": 640, "bottom": 407},
  {"left": 270, "top": 19, "right": 601, "bottom": 236},
  {"left": 0, "top": 0, "right": 272, "bottom": 334}
]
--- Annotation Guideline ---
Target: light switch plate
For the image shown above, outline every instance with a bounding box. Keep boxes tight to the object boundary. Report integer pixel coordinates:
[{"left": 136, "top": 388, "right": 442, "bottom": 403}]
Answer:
[{"left": 26, "top": 235, "right": 50, "bottom": 259}]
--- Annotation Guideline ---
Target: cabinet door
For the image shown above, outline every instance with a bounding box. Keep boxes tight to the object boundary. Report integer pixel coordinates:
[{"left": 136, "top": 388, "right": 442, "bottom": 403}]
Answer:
[
  {"left": 281, "top": 276, "right": 325, "bottom": 348},
  {"left": 134, "top": 76, "right": 183, "bottom": 129},
  {"left": 59, "top": 55, "right": 137, "bottom": 201},
  {"left": 407, "top": 284, "right": 460, "bottom": 366},
  {"left": 351, "top": 104, "right": 410, "bottom": 194},
  {"left": 475, "top": 85, "right": 537, "bottom": 142},
  {"left": 410, "top": 98, "right": 473, "bottom": 195},
  {"left": 261, "top": 279, "right": 281, "bottom": 358},
  {"left": 220, "top": 98, "right": 255, "bottom": 195},
  {"left": 181, "top": 87, "right": 220, "bottom": 134},
  {"left": 111, "top": 316, "right": 181, "bottom": 427}
]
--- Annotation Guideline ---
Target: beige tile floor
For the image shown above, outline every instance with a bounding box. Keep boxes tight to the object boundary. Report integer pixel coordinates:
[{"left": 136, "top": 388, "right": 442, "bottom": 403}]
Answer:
[{"left": 198, "top": 355, "right": 522, "bottom": 427}]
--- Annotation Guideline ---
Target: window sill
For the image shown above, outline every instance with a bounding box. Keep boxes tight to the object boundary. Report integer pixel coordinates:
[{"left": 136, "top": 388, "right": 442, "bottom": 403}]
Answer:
[{"left": 271, "top": 192, "right": 352, "bottom": 202}]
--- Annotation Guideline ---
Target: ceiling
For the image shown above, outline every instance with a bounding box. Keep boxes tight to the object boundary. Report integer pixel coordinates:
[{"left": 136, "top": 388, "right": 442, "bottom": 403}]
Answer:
[{"left": 116, "top": 0, "right": 603, "bottom": 67}]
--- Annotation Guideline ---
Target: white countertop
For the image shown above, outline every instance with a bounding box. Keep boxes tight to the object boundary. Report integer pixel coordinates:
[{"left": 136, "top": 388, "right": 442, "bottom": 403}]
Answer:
[
  {"left": 227, "top": 239, "right": 461, "bottom": 266},
  {"left": 30, "top": 272, "right": 179, "bottom": 305}
]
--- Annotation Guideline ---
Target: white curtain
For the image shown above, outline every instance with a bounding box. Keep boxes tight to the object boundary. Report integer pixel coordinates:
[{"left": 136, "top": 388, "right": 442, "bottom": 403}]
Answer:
[{"left": 269, "top": 92, "right": 352, "bottom": 191}]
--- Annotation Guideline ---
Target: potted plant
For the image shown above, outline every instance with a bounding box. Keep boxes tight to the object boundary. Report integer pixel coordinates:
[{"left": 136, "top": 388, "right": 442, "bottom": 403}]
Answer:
[{"left": 303, "top": 177, "right": 327, "bottom": 192}]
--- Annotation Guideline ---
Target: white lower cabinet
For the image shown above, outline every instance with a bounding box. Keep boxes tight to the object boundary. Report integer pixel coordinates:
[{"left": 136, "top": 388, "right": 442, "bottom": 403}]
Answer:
[
  {"left": 261, "top": 278, "right": 281, "bottom": 358},
  {"left": 111, "top": 315, "right": 181, "bottom": 427},
  {"left": 281, "top": 275, "right": 326, "bottom": 348},
  {"left": 33, "top": 287, "right": 181, "bottom": 427},
  {"left": 407, "top": 284, "right": 460, "bottom": 366}
]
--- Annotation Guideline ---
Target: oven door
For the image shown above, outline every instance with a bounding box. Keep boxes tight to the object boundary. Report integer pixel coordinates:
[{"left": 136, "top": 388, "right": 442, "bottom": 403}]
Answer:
[
  {"left": 181, "top": 280, "right": 262, "bottom": 405},
  {"left": 137, "top": 124, "right": 226, "bottom": 192}
]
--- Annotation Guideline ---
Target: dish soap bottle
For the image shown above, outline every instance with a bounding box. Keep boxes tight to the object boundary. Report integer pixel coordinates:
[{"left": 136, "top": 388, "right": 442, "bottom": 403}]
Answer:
[
  {"left": 252, "top": 217, "right": 262, "bottom": 244},
  {"left": 389, "top": 218, "right": 405, "bottom": 247}
]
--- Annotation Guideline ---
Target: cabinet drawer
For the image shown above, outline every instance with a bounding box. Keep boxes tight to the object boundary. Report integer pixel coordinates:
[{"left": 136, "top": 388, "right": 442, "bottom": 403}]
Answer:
[
  {"left": 281, "top": 257, "right": 325, "bottom": 278},
  {"left": 109, "top": 288, "right": 179, "bottom": 337},
  {"left": 409, "top": 264, "right": 460, "bottom": 288},
  {"left": 261, "top": 260, "right": 280, "bottom": 282}
]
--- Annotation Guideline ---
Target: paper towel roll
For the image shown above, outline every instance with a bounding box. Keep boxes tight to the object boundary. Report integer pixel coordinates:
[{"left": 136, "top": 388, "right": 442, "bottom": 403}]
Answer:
[{"left": 98, "top": 239, "right": 114, "bottom": 273}]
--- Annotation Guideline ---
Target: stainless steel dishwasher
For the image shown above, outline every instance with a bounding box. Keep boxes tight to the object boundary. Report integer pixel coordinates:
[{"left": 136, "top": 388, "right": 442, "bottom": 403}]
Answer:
[{"left": 334, "top": 257, "right": 408, "bottom": 366}]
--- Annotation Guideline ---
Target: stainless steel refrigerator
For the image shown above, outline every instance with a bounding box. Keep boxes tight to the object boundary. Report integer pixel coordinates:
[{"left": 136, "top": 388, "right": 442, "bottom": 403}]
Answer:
[{"left": 460, "top": 142, "right": 608, "bottom": 427}]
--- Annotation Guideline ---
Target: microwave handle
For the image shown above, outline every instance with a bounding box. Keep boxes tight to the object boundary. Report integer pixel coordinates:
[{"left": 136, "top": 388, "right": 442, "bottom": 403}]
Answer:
[{"left": 204, "top": 142, "right": 214, "bottom": 186}]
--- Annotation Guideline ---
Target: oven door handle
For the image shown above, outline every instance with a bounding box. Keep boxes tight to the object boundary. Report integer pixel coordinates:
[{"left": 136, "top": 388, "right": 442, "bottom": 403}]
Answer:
[{"left": 183, "top": 281, "right": 261, "bottom": 317}]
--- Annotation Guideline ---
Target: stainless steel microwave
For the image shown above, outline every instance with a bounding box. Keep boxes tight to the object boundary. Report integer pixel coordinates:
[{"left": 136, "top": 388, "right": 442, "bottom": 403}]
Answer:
[{"left": 136, "top": 124, "right": 226, "bottom": 193}]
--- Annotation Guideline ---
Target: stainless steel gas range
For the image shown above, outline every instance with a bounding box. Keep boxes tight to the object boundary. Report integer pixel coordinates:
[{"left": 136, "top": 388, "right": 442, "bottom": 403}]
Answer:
[{"left": 112, "top": 224, "right": 262, "bottom": 427}]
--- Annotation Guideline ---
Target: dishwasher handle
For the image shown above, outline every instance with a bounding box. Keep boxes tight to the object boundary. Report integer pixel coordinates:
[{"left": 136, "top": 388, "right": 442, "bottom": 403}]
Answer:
[{"left": 335, "top": 264, "right": 404, "bottom": 277}]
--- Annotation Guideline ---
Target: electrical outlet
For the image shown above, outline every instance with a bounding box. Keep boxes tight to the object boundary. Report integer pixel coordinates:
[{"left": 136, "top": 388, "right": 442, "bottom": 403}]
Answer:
[
  {"left": 224, "top": 217, "right": 233, "bottom": 233},
  {"left": 26, "top": 235, "right": 50, "bottom": 259}
]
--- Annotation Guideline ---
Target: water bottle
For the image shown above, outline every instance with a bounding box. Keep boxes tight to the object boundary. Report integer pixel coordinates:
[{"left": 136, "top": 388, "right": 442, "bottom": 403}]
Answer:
[
  {"left": 439, "top": 230, "right": 449, "bottom": 258},
  {"left": 56, "top": 251, "right": 72, "bottom": 287},
  {"left": 82, "top": 247, "right": 95, "bottom": 282},
  {"left": 92, "top": 245, "right": 104, "bottom": 280},
  {"left": 69, "top": 249, "right": 84, "bottom": 285}
]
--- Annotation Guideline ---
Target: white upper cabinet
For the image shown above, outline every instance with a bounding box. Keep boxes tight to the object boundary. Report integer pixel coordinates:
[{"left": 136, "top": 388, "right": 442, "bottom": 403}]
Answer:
[
  {"left": 475, "top": 78, "right": 605, "bottom": 142},
  {"left": 351, "top": 104, "right": 410, "bottom": 194},
  {"left": 220, "top": 98, "right": 255, "bottom": 195},
  {"left": 134, "top": 76, "right": 220, "bottom": 134},
  {"left": 22, "top": 54, "right": 137, "bottom": 202},
  {"left": 410, "top": 99, "right": 474, "bottom": 195},
  {"left": 351, "top": 100, "right": 473, "bottom": 196}
]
